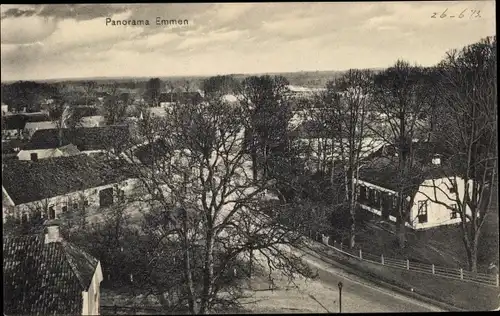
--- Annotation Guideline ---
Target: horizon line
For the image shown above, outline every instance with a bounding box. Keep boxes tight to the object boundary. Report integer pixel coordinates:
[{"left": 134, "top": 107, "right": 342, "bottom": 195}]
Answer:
[{"left": 0, "top": 67, "right": 389, "bottom": 84}]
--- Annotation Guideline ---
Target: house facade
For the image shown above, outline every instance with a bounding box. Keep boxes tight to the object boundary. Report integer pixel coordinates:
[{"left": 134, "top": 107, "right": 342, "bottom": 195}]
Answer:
[
  {"left": 17, "top": 144, "right": 81, "bottom": 161},
  {"left": 3, "top": 222, "right": 103, "bottom": 315},
  {"left": 2, "top": 155, "right": 138, "bottom": 223},
  {"left": 355, "top": 171, "right": 473, "bottom": 230}
]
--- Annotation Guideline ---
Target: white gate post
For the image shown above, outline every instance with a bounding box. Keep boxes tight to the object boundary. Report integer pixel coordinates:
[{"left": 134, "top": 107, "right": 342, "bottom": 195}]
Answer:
[
  {"left": 432, "top": 264, "right": 435, "bottom": 274},
  {"left": 406, "top": 259, "right": 410, "bottom": 270},
  {"left": 359, "top": 249, "right": 362, "bottom": 259}
]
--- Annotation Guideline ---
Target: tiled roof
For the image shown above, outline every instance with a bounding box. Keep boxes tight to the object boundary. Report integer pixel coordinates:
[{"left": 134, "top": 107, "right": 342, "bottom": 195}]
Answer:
[
  {"left": 366, "top": 141, "right": 451, "bottom": 165},
  {"left": 3, "top": 234, "right": 99, "bottom": 315},
  {"left": 2, "top": 154, "right": 128, "bottom": 204},
  {"left": 2, "top": 113, "right": 52, "bottom": 130},
  {"left": 24, "top": 125, "right": 131, "bottom": 151},
  {"left": 357, "top": 156, "right": 455, "bottom": 193}
]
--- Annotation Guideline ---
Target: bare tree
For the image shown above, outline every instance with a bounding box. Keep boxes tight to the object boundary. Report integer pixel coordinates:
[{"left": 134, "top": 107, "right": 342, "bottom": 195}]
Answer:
[
  {"left": 47, "top": 98, "right": 81, "bottom": 146},
  {"left": 328, "top": 69, "right": 375, "bottom": 248},
  {"left": 419, "top": 36, "right": 497, "bottom": 272},
  {"left": 239, "top": 75, "right": 292, "bottom": 181},
  {"left": 115, "top": 89, "right": 313, "bottom": 314},
  {"left": 369, "top": 61, "right": 436, "bottom": 248},
  {"left": 83, "top": 80, "right": 97, "bottom": 107},
  {"left": 102, "top": 83, "right": 128, "bottom": 126},
  {"left": 144, "top": 78, "right": 163, "bottom": 107}
]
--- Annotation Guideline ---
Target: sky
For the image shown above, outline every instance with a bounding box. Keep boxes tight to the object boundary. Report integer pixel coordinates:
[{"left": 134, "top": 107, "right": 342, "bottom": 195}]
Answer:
[{"left": 0, "top": 2, "right": 496, "bottom": 81}]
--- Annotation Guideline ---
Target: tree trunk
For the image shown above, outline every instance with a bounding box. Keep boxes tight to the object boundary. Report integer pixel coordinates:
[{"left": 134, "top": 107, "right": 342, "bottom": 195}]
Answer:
[
  {"left": 199, "top": 233, "right": 214, "bottom": 315},
  {"left": 397, "top": 220, "right": 407, "bottom": 249},
  {"left": 182, "top": 223, "right": 197, "bottom": 314},
  {"left": 58, "top": 126, "right": 63, "bottom": 147},
  {"left": 348, "top": 167, "right": 356, "bottom": 249},
  {"left": 467, "top": 234, "right": 479, "bottom": 273},
  {"left": 249, "top": 249, "right": 254, "bottom": 278}
]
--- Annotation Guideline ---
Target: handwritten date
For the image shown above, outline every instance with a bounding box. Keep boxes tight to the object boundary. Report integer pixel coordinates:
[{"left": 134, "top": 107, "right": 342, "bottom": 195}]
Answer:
[{"left": 431, "top": 8, "right": 481, "bottom": 19}]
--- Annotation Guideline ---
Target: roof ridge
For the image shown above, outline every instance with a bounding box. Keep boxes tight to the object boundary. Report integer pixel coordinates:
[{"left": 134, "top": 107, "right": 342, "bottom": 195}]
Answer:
[{"left": 60, "top": 241, "right": 90, "bottom": 290}]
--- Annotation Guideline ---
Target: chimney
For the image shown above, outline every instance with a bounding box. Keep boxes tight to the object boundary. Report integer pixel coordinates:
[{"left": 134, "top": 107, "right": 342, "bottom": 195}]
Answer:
[
  {"left": 44, "top": 219, "right": 62, "bottom": 244},
  {"left": 432, "top": 154, "right": 441, "bottom": 166}
]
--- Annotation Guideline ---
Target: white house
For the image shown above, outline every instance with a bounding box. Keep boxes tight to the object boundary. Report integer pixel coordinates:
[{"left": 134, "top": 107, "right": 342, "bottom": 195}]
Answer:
[
  {"left": 1, "top": 103, "right": 9, "bottom": 115},
  {"left": 355, "top": 158, "right": 473, "bottom": 230},
  {"left": 2, "top": 155, "right": 138, "bottom": 223},
  {"left": 17, "top": 144, "right": 81, "bottom": 161},
  {"left": 81, "top": 115, "right": 105, "bottom": 127},
  {"left": 3, "top": 221, "right": 104, "bottom": 315},
  {"left": 24, "top": 121, "right": 58, "bottom": 137}
]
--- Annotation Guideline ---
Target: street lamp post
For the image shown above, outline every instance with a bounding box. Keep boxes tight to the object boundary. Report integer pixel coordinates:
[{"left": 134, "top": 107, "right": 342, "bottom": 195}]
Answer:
[{"left": 338, "top": 281, "right": 343, "bottom": 313}]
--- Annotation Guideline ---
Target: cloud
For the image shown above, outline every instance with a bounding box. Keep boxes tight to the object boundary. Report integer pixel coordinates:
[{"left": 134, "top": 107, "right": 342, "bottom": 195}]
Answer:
[
  {"left": 0, "top": 2, "right": 496, "bottom": 81},
  {"left": 0, "top": 15, "right": 57, "bottom": 44}
]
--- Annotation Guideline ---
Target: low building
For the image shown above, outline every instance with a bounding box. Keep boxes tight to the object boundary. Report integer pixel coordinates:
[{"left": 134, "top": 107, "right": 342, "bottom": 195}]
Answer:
[
  {"left": 17, "top": 143, "right": 81, "bottom": 161},
  {"left": 81, "top": 115, "right": 105, "bottom": 127},
  {"left": 24, "top": 120, "right": 58, "bottom": 137},
  {"left": 19, "top": 125, "right": 132, "bottom": 159},
  {"left": 355, "top": 156, "right": 472, "bottom": 230},
  {"left": 2, "top": 155, "right": 136, "bottom": 222},
  {"left": 3, "top": 221, "right": 103, "bottom": 315},
  {"left": 158, "top": 91, "right": 203, "bottom": 107}
]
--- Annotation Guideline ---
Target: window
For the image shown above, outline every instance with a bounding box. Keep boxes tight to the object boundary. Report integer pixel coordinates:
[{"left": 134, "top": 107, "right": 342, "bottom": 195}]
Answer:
[
  {"left": 417, "top": 201, "right": 428, "bottom": 223},
  {"left": 62, "top": 206, "right": 68, "bottom": 213},
  {"left": 84, "top": 199, "right": 89, "bottom": 207},
  {"left": 99, "top": 188, "right": 113, "bottom": 208},
  {"left": 450, "top": 204, "right": 458, "bottom": 219},
  {"left": 49, "top": 206, "right": 56, "bottom": 219},
  {"left": 72, "top": 203, "right": 79, "bottom": 211},
  {"left": 373, "top": 191, "right": 379, "bottom": 206},
  {"left": 359, "top": 186, "right": 366, "bottom": 202},
  {"left": 30, "top": 153, "right": 38, "bottom": 161},
  {"left": 21, "top": 213, "right": 28, "bottom": 224}
]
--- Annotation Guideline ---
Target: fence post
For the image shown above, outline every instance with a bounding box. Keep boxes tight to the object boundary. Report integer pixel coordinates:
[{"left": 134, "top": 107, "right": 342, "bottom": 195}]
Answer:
[
  {"left": 496, "top": 273, "right": 499, "bottom": 287},
  {"left": 381, "top": 254, "right": 384, "bottom": 265},
  {"left": 406, "top": 259, "right": 410, "bottom": 270},
  {"left": 359, "top": 249, "right": 362, "bottom": 259},
  {"left": 432, "top": 264, "right": 435, "bottom": 274},
  {"left": 340, "top": 241, "right": 343, "bottom": 250},
  {"left": 460, "top": 268, "right": 463, "bottom": 280}
]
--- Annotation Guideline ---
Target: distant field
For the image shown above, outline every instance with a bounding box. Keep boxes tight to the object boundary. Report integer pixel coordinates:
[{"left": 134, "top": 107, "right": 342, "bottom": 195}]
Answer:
[{"left": 3, "top": 69, "right": 384, "bottom": 89}]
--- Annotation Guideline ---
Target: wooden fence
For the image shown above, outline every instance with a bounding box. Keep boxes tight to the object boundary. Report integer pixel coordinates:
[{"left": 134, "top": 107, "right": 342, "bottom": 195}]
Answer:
[
  {"left": 101, "top": 304, "right": 165, "bottom": 315},
  {"left": 298, "top": 228, "right": 499, "bottom": 288}
]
